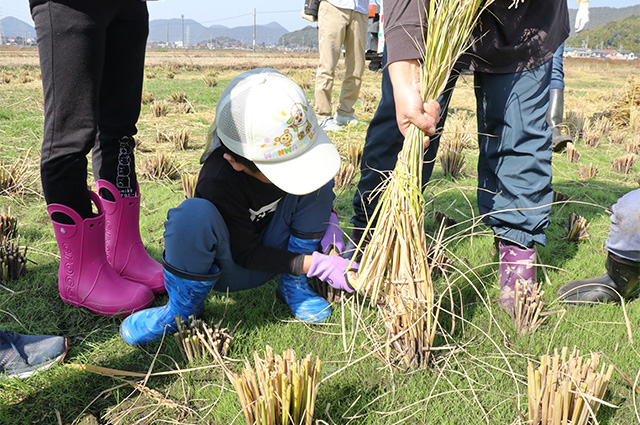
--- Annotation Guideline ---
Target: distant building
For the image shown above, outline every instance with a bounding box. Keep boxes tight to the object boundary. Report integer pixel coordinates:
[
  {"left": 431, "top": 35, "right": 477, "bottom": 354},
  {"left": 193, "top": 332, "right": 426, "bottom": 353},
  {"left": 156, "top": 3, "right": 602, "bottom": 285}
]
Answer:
[{"left": 564, "top": 47, "right": 637, "bottom": 61}]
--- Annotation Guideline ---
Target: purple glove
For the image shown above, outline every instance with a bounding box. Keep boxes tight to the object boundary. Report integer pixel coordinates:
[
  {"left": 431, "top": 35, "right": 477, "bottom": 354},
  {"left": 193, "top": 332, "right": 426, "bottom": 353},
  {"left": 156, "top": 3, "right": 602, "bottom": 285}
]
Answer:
[
  {"left": 320, "top": 210, "right": 346, "bottom": 254},
  {"left": 307, "top": 251, "right": 358, "bottom": 293}
]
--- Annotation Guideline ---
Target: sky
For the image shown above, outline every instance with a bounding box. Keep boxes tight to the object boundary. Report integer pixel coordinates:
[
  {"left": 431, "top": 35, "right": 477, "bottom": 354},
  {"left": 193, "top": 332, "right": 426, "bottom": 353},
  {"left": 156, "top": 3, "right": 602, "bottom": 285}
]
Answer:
[{"left": 1, "top": 1, "right": 640, "bottom": 33}]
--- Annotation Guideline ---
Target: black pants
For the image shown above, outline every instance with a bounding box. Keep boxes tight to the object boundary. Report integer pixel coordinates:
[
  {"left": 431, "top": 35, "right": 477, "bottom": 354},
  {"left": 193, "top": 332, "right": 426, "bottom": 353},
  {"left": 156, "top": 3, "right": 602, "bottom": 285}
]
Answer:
[{"left": 30, "top": 0, "right": 148, "bottom": 218}]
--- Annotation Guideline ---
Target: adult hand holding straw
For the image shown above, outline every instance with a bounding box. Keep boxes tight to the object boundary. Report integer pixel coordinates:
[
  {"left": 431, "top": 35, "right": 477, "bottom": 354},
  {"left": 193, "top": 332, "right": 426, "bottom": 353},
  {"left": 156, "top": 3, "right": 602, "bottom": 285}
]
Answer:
[{"left": 388, "top": 59, "right": 441, "bottom": 147}]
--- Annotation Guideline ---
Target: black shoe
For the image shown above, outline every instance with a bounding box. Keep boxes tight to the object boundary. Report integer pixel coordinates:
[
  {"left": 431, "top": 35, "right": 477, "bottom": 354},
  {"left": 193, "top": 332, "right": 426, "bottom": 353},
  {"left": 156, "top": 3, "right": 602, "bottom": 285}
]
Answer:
[
  {"left": 0, "top": 331, "right": 68, "bottom": 379},
  {"left": 558, "top": 252, "right": 640, "bottom": 304}
]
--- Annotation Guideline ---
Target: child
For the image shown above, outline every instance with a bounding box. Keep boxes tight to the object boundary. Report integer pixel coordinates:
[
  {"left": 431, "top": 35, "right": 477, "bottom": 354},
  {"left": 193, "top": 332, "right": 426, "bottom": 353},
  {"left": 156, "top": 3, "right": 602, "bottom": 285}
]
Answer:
[{"left": 121, "top": 68, "right": 357, "bottom": 346}]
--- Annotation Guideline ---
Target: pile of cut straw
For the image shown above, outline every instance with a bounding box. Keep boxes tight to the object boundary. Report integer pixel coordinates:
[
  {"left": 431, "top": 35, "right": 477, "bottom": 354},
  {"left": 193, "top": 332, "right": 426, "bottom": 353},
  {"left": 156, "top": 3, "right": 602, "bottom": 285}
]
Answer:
[
  {"left": 512, "top": 280, "right": 545, "bottom": 335},
  {"left": 527, "top": 347, "right": 614, "bottom": 425},
  {"left": 227, "top": 346, "right": 322, "bottom": 425},
  {"left": 351, "top": 0, "right": 490, "bottom": 367},
  {"left": 174, "top": 315, "right": 235, "bottom": 363}
]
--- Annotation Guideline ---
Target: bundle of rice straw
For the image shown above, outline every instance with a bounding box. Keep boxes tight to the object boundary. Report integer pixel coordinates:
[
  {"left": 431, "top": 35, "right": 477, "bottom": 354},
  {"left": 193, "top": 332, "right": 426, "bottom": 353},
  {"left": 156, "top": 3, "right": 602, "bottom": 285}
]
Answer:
[
  {"left": 512, "top": 280, "right": 545, "bottom": 335},
  {"left": 527, "top": 347, "right": 614, "bottom": 425},
  {"left": 350, "top": 0, "right": 490, "bottom": 367},
  {"left": 226, "top": 346, "right": 322, "bottom": 425}
]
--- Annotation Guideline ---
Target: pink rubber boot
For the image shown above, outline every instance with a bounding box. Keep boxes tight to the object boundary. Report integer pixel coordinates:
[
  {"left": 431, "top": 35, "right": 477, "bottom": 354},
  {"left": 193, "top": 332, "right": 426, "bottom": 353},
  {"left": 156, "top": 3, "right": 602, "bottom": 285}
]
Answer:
[
  {"left": 48, "top": 191, "right": 155, "bottom": 316},
  {"left": 96, "top": 180, "right": 165, "bottom": 294},
  {"left": 498, "top": 242, "right": 537, "bottom": 316}
]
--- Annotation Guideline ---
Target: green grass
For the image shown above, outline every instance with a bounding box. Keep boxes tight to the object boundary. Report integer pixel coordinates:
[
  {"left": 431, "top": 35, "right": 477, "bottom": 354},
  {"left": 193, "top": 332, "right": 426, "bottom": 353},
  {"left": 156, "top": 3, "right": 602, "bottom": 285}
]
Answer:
[{"left": 1, "top": 51, "right": 639, "bottom": 424}]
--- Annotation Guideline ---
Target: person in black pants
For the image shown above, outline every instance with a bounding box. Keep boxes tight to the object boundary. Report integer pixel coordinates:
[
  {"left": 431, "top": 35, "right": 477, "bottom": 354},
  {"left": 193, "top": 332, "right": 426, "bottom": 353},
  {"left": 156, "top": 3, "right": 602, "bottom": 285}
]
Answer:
[{"left": 30, "top": 0, "right": 162, "bottom": 317}]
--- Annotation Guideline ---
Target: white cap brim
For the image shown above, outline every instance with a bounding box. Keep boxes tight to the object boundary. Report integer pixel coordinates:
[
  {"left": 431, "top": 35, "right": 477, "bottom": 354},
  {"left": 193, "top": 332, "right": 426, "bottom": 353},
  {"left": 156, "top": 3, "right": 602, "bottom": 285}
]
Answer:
[{"left": 255, "top": 128, "right": 340, "bottom": 195}]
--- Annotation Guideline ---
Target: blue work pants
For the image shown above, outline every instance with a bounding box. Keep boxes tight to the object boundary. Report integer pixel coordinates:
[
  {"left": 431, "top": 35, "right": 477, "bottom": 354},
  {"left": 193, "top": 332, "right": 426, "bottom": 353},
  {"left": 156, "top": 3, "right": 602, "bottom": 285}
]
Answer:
[{"left": 163, "top": 181, "right": 335, "bottom": 291}]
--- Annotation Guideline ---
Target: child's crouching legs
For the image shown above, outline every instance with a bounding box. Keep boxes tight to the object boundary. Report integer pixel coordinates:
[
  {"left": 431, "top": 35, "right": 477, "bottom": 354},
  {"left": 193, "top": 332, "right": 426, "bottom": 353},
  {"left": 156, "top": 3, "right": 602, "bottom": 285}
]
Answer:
[{"left": 163, "top": 197, "right": 223, "bottom": 275}]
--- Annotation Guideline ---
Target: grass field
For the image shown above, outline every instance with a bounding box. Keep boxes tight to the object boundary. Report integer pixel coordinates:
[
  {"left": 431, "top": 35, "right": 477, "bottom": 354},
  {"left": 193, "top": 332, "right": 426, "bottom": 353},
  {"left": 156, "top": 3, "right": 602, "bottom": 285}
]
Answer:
[{"left": 0, "top": 47, "right": 639, "bottom": 425}]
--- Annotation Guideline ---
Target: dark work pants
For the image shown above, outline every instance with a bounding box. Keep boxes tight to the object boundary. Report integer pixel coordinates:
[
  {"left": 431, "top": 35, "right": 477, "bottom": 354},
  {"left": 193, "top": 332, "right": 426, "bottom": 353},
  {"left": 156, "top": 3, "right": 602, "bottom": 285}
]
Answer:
[
  {"left": 351, "top": 49, "right": 455, "bottom": 229},
  {"left": 352, "top": 49, "right": 553, "bottom": 248},
  {"left": 30, "top": 0, "right": 148, "bottom": 218}
]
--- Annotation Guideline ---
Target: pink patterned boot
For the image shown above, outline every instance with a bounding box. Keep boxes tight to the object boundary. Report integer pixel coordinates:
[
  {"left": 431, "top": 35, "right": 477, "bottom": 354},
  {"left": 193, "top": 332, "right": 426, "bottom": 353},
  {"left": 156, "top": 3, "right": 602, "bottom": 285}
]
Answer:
[
  {"left": 498, "top": 242, "right": 537, "bottom": 316},
  {"left": 96, "top": 180, "right": 165, "bottom": 294},
  {"left": 48, "top": 192, "right": 155, "bottom": 316}
]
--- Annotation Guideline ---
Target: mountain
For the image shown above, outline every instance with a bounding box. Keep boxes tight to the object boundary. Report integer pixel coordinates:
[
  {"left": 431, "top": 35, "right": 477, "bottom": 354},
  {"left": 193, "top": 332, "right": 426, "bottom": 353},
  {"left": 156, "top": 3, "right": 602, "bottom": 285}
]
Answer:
[
  {"left": 566, "top": 13, "right": 640, "bottom": 52},
  {"left": 147, "top": 18, "right": 288, "bottom": 46},
  {"left": 0, "top": 16, "right": 36, "bottom": 39},
  {"left": 279, "top": 25, "right": 318, "bottom": 49},
  {"left": 0, "top": 16, "right": 288, "bottom": 46}
]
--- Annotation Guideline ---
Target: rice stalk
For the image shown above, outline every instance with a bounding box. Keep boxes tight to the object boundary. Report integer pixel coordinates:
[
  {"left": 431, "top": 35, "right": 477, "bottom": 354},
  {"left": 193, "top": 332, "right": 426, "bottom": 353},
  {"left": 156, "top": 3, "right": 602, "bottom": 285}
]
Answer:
[
  {"left": 334, "top": 162, "right": 357, "bottom": 191},
  {"left": 173, "top": 315, "right": 235, "bottom": 364},
  {"left": 140, "top": 152, "right": 181, "bottom": 180},
  {"left": 0, "top": 148, "right": 36, "bottom": 197},
  {"left": 552, "top": 191, "right": 570, "bottom": 204},
  {"left": 286, "top": 70, "right": 312, "bottom": 90},
  {"left": 0, "top": 236, "right": 28, "bottom": 282},
  {"left": 527, "top": 347, "right": 614, "bottom": 425},
  {"left": 608, "top": 129, "right": 627, "bottom": 145},
  {"left": 173, "top": 128, "right": 190, "bottom": 150},
  {"left": 625, "top": 135, "right": 640, "bottom": 154},
  {"left": 433, "top": 210, "right": 457, "bottom": 228},
  {"left": 351, "top": 0, "right": 490, "bottom": 368},
  {"left": 169, "top": 91, "right": 188, "bottom": 103},
  {"left": 566, "top": 142, "right": 580, "bottom": 163},
  {"left": 612, "top": 153, "right": 637, "bottom": 174},
  {"left": 360, "top": 87, "right": 380, "bottom": 113},
  {"left": 225, "top": 346, "right": 322, "bottom": 425},
  {"left": 565, "top": 110, "right": 584, "bottom": 140},
  {"left": 181, "top": 173, "right": 198, "bottom": 199},
  {"left": 176, "top": 102, "right": 193, "bottom": 114},
  {"left": 630, "top": 104, "right": 640, "bottom": 132},
  {"left": 346, "top": 143, "right": 363, "bottom": 169},
  {"left": 155, "top": 128, "right": 172, "bottom": 144},
  {"left": 602, "top": 77, "right": 640, "bottom": 127},
  {"left": 151, "top": 100, "right": 169, "bottom": 117},
  {"left": 0, "top": 210, "right": 17, "bottom": 240},
  {"left": 441, "top": 110, "right": 475, "bottom": 151},
  {"left": 141, "top": 92, "right": 155, "bottom": 104},
  {"left": 203, "top": 72, "right": 218, "bottom": 87},
  {"left": 565, "top": 212, "right": 589, "bottom": 242},
  {"left": 512, "top": 280, "right": 545, "bottom": 336},
  {"left": 582, "top": 117, "right": 608, "bottom": 148},
  {"left": 578, "top": 164, "right": 598, "bottom": 181},
  {"left": 439, "top": 148, "right": 465, "bottom": 178}
]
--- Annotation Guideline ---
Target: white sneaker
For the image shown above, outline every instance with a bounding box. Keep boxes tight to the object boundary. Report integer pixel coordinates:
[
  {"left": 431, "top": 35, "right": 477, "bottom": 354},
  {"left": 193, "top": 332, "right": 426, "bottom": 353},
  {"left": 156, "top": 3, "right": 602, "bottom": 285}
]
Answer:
[
  {"left": 319, "top": 117, "right": 343, "bottom": 132},
  {"left": 334, "top": 113, "right": 358, "bottom": 126}
]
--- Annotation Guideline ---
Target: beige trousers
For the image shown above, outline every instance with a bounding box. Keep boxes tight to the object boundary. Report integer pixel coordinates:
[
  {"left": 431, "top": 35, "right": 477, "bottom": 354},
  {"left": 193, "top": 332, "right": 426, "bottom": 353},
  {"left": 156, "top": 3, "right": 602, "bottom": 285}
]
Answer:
[{"left": 314, "top": 1, "right": 368, "bottom": 120}]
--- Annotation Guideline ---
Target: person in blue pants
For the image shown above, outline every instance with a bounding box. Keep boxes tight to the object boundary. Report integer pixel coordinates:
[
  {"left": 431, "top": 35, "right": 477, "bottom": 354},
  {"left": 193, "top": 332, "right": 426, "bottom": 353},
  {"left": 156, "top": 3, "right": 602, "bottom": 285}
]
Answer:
[
  {"left": 547, "top": 43, "right": 573, "bottom": 152},
  {"left": 121, "top": 69, "right": 358, "bottom": 346},
  {"left": 349, "top": 0, "right": 569, "bottom": 316}
]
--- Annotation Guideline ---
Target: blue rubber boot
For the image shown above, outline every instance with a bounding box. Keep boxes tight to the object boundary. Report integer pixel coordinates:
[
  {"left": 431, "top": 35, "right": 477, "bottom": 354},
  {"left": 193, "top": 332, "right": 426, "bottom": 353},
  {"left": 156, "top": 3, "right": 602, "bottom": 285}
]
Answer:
[
  {"left": 120, "top": 258, "right": 221, "bottom": 346},
  {"left": 276, "top": 236, "right": 331, "bottom": 323}
]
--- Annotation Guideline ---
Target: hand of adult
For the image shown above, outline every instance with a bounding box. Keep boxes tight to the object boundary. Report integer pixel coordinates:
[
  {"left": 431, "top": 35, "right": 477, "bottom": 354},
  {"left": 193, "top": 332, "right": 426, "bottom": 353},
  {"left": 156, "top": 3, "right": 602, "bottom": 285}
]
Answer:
[
  {"left": 307, "top": 251, "right": 357, "bottom": 292},
  {"left": 575, "top": 2, "right": 589, "bottom": 32},
  {"left": 388, "top": 59, "right": 441, "bottom": 148}
]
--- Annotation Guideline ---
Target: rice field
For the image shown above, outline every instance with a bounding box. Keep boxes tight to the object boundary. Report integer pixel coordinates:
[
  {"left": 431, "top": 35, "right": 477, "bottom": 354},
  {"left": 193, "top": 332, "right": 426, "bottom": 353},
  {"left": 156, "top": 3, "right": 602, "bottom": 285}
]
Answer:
[{"left": 0, "top": 46, "right": 639, "bottom": 424}]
